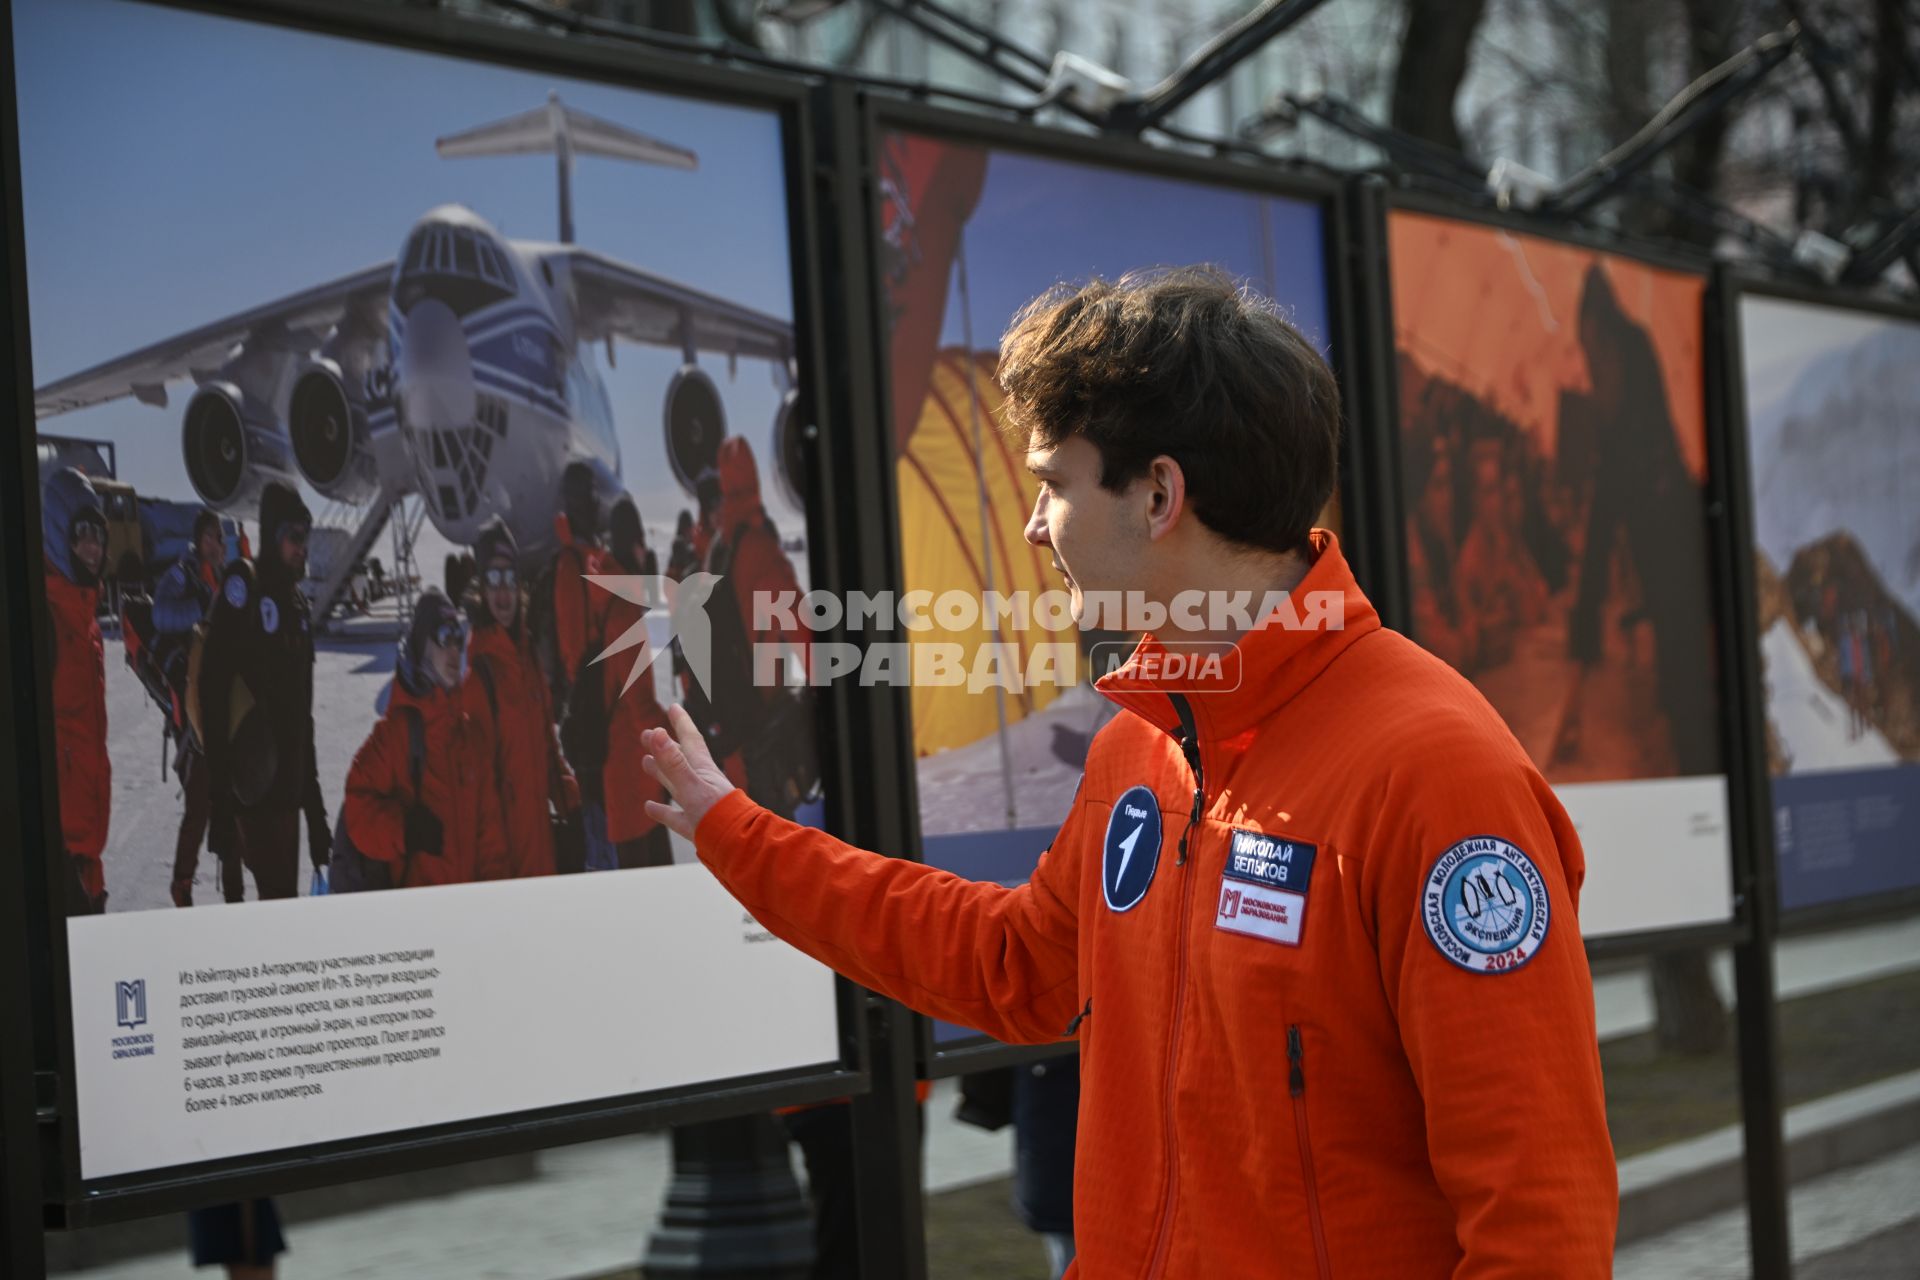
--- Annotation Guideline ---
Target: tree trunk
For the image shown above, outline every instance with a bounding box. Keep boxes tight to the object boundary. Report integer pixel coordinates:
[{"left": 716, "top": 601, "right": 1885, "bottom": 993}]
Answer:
[
  {"left": 1389, "top": 0, "right": 1492, "bottom": 156},
  {"left": 1671, "top": 0, "right": 1737, "bottom": 198},
  {"left": 1604, "top": 0, "right": 1652, "bottom": 150},
  {"left": 1605, "top": 0, "right": 1656, "bottom": 235},
  {"left": 1652, "top": 949, "right": 1728, "bottom": 1056},
  {"left": 1859, "top": 0, "right": 1902, "bottom": 214}
]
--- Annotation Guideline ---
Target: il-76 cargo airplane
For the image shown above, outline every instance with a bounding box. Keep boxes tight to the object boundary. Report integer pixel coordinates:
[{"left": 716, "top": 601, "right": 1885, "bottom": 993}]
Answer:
[{"left": 33, "top": 94, "right": 798, "bottom": 617}]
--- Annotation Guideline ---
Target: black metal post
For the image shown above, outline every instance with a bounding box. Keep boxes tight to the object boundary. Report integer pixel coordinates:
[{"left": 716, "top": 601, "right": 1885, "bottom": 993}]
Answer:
[
  {"left": 1, "top": 0, "right": 51, "bottom": 1267},
  {"left": 1707, "top": 271, "right": 1792, "bottom": 1280},
  {"left": 850, "top": 995, "right": 927, "bottom": 1278},
  {"left": 808, "top": 80, "right": 931, "bottom": 1279},
  {"left": 1338, "top": 175, "right": 1407, "bottom": 617},
  {"left": 641, "top": 1116, "right": 815, "bottom": 1279}
]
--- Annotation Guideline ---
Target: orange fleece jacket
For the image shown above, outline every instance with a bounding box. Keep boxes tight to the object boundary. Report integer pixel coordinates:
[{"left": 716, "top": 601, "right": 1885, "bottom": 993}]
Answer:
[{"left": 695, "top": 532, "right": 1616, "bottom": 1278}]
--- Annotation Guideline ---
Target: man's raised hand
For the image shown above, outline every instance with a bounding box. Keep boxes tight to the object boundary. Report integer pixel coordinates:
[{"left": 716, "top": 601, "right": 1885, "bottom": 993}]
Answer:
[{"left": 642, "top": 704, "right": 737, "bottom": 841}]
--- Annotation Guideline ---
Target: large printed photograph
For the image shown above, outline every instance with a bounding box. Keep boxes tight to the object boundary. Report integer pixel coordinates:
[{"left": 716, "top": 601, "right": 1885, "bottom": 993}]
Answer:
[
  {"left": 1739, "top": 296, "right": 1920, "bottom": 911},
  {"left": 874, "top": 129, "right": 1330, "bottom": 1036},
  {"left": 22, "top": 0, "right": 819, "bottom": 919},
  {"left": 1388, "top": 211, "right": 1731, "bottom": 935}
]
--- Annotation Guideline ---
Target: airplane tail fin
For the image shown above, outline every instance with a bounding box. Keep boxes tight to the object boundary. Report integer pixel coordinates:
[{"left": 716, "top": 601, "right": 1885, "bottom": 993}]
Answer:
[{"left": 436, "top": 92, "right": 696, "bottom": 242}]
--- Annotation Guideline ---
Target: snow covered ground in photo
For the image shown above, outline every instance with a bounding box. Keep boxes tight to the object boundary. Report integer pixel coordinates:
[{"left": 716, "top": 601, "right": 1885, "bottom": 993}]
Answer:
[
  {"left": 1764, "top": 619, "right": 1898, "bottom": 775},
  {"left": 915, "top": 682, "right": 1114, "bottom": 837},
  {"left": 87, "top": 610, "right": 689, "bottom": 914}
]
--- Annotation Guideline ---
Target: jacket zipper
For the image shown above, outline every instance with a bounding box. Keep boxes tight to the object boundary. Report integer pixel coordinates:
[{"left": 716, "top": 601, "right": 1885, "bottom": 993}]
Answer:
[
  {"left": 1171, "top": 697, "right": 1204, "bottom": 867},
  {"left": 1145, "top": 694, "right": 1206, "bottom": 1277},
  {"left": 1289, "top": 1025, "right": 1334, "bottom": 1280}
]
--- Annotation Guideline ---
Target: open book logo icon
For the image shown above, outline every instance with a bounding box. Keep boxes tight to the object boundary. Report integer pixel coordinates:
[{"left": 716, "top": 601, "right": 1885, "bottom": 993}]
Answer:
[{"left": 115, "top": 980, "right": 147, "bottom": 1031}]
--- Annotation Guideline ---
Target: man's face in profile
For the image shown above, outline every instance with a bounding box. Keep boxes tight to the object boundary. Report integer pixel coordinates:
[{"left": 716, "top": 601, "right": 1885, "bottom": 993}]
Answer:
[{"left": 1023, "top": 431, "right": 1145, "bottom": 626}]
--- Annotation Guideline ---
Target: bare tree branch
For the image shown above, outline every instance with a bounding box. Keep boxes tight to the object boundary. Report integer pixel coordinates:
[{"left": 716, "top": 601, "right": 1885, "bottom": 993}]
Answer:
[
  {"left": 1781, "top": 0, "right": 1868, "bottom": 153},
  {"left": 1390, "top": 0, "right": 1492, "bottom": 155}
]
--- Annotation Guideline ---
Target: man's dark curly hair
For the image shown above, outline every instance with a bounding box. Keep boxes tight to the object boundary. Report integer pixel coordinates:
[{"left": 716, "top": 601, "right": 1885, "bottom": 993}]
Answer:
[{"left": 996, "top": 265, "right": 1339, "bottom": 555}]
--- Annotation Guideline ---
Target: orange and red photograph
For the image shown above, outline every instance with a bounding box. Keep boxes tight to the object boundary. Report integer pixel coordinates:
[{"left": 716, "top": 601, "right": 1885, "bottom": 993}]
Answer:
[{"left": 1391, "top": 210, "right": 1722, "bottom": 786}]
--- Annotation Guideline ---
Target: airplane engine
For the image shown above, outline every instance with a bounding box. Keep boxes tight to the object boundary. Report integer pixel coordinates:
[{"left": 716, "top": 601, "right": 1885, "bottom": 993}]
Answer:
[
  {"left": 663, "top": 363, "right": 726, "bottom": 496},
  {"left": 771, "top": 388, "right": 807, "bottom": 511},
  {"left": 181, "top": 382, "right": 298, "bottom": 518},
  {"left": 288, "top": 359, "right": 379, "bottom": 505}
]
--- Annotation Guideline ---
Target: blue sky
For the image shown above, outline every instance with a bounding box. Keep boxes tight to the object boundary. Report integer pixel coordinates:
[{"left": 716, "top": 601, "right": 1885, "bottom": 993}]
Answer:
[
  {"left": 928, "top": 144, "right": 1331, "bottom": 354},
  {"left": 15, "top": 0, "right": 799, "bottom": 546},
  {"left": 1740, "top": 295, "right": 1893, "bottom": 421}
]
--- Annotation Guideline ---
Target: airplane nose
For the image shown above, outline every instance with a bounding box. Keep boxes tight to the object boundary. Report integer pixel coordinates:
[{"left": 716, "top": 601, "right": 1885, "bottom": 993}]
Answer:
[{"left": 397, "top": 297, "right": 476, "bottom": 430}]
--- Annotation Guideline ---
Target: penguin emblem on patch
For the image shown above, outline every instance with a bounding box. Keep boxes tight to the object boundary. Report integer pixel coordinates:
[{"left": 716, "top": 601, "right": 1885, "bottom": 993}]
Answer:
[
  {"left": 223, "top": 573, "right": 248, "bottom": 609},
  {"left": 259, "top": 596, "right": 279, "bottom": 635},
  {"left": 1421, "top": 836, "right": 1550, "bottom": 974},
  {"left": 1102, "top": 785, "right": 1162, "bottom": 913}
]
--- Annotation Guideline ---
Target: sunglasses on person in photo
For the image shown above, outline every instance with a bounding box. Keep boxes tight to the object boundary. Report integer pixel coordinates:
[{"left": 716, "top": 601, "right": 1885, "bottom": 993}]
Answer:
[
  {"left": 281, "top": 523, "right": 311, "bottom": 546},
  {"left": 430, "top": 620, "right": 468, "bottom": 650},
  {"left": 482, "top": 566, "right": 517, "bottom": 589},
  {"left": 70, "top": 517, "right": 107, "bottom": 548}
]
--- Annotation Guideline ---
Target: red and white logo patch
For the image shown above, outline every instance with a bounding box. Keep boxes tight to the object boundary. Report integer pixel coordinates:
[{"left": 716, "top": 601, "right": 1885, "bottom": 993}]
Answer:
[{"left": 1214, "top": 878, "right": 1305, "bottom": 946}]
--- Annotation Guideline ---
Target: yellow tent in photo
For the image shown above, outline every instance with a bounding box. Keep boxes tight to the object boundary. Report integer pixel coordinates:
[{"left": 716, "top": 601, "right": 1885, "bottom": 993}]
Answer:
[{"left": 896, "top": 348, "right": 1081, "bottom": 759}]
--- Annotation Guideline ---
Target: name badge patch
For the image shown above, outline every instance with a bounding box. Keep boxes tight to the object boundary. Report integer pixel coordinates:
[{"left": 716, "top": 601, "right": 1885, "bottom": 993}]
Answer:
[
  {"left": 1224, "top": 829, "right": 1317, "bottom": 892},
  {"left": 1216, "top": 828, "right": 1315, "bottom": 947}
]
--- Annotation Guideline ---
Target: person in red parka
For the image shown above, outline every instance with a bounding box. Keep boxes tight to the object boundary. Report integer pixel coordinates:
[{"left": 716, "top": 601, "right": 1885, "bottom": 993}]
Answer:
[
  {"left": 700, "top": 438, "right": 815, "bottom": 819},
  {"left": 548, "top": 461, "right": 613, "bottom": 871},
  {"left": 598, "top": 498, "right": 673, "bottom": 869},
  {"left": 465, "top": 519, "right": 579, "bottom": 879},
  {"left": 710, "top": 438, "right": 809, "bottom": 666},
  {"left": 551, "top": 461, "right": 606, "bottom": 707},
  {"left": 43, "top": 466, "right": 112, "bottom": 915},
  {"left": 343, "top": 589, "right": 508, "bottom": 889}
]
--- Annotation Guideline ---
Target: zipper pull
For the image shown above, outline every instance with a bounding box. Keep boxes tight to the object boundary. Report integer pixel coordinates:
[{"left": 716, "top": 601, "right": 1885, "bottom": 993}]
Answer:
[
  {"left": 1175, "top": 725, "right": 1204, "bottom": 866},
  {"left": 1177, "top": 784, "right": 1203, "bottom": 866},
  {"left": 1064, "top": 998, "right": 1092, "bottom": 1037},
  {"left": 1287, "top": 1024, "right": 1306, "bottom": 1097}
]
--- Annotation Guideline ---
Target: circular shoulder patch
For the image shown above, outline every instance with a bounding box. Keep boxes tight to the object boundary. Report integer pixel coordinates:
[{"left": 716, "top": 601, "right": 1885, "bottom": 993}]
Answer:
[
  {"left": 1102, "top": 785, "right": 1163, "bottom": 913},
  {"left": 259, "top": 596, "right": 280, "bottom": 635},
  {"left": 1421, "top": 836, "right": 1550, "bottom": 974},
  {"left": 223, "top": 573, "right": 249, "bottom": 608}
]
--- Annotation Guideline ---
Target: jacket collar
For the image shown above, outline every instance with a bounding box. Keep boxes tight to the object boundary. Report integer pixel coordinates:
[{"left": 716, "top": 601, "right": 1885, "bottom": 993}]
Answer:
[
  {"left": 1094, "top": 530, "right": 1380, "bottom": 744},
  {"left": 468, "top": 619, "right": 524, "bottom": 662}
]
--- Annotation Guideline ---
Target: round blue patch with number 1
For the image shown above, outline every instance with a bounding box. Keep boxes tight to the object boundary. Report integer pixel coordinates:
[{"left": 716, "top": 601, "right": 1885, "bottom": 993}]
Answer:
[{"left": 1103, "top": 785, "right": 1163, "bottom": 913}]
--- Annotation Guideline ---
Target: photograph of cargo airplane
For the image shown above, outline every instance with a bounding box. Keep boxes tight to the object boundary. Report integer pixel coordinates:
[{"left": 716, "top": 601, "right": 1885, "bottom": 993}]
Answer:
[{"left": 33, "top": 94, "right": 800, "bottom": 626}]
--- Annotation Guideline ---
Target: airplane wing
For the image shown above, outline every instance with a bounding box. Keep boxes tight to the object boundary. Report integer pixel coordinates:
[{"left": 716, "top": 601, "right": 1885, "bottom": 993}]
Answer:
[
  {"left": 33, "top": 262, "right": 393, "bottom": 417},
  {"left": 437, "top": 96, "right": 697, "bottom": 169},
  {"left": 564, "top": 249, "right": 792, "bottom": 366}
]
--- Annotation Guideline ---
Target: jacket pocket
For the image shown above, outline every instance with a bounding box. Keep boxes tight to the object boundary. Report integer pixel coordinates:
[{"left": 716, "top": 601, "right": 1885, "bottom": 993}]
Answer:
[{"left": 1288, "top": 1023, "right": 1334, "bottom": 1280}]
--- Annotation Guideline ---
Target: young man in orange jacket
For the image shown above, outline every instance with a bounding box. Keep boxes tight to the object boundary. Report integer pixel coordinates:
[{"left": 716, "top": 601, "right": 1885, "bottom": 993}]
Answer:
[{"left": 640, "top": 267, "right": 1618, "bottom": 1278}]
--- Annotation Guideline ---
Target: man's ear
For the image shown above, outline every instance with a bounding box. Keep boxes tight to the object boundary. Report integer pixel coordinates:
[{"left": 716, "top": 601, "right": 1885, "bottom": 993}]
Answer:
[{"left": 1145, "top": 455, "right": 1186, "bottom": 541}]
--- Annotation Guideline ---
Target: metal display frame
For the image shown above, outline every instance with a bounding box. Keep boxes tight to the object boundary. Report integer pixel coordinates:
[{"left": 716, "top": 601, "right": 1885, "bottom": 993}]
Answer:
[
  {"left": 842, "top": 92, "right": 1361, "bottom": 1076},
  {"left": 2, "top": 0, "right": 877, "bottom": 1227},
  {"left": 1, "top": 8, "right": 51, "bottom": 1271},
  {"left": 1717, "top": 270, "right": 1920, "bottom": 939},
  {"left": 1351, "top": 183, "right": 1753, "bottom": 962}
]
